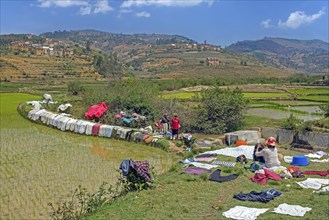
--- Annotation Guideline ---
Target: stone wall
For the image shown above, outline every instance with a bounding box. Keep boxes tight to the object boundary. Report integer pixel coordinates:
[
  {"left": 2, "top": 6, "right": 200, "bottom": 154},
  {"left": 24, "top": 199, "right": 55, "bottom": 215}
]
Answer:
[{"left": 261, "top": 127, "right": 329, "bottom": 148}]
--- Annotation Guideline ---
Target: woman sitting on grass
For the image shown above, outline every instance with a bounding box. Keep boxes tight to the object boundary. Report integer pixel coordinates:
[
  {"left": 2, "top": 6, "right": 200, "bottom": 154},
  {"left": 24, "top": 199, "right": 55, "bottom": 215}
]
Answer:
[{"left": 255, "top": 137, "right": 281, "bottom": 168}]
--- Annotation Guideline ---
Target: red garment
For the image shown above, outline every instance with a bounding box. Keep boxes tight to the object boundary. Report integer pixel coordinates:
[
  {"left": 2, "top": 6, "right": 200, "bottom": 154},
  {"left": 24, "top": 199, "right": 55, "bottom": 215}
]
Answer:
[
  {"left": 288, "top": 166, "right": 300, "bottom": 174},
  {"left": 250, "top": 169, "right": 282, "bottom": 185},
  {"left": 85, "top": 102, "right": 108, "bottom": 120},
  {"left": 302, "top": 170, "right": 329, "bottom": 177},
  {"left": 92, "top": 123, "right": 102, "bottom": 136},
  {"left": 171, "top": 117, "right": 180, "bottom": 130}
]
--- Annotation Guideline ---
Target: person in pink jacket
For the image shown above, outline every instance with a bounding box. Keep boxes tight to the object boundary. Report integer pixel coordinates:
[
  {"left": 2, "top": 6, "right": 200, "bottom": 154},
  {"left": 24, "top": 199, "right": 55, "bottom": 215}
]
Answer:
[{"left": 171, "top": 113, "right": 180, "bottom": 140}]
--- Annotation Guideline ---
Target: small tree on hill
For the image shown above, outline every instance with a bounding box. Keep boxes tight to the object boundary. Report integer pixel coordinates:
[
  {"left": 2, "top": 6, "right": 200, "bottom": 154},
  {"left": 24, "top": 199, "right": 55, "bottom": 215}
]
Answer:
[{"left": 193, "top": 87, "right": 247, "bottom": 134}]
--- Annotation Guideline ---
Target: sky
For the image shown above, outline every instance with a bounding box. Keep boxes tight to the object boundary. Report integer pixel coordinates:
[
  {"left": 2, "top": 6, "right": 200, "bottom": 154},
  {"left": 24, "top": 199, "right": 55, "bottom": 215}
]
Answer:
[{"left": 1, "top": 0, "right": 328, "bottom": 46}]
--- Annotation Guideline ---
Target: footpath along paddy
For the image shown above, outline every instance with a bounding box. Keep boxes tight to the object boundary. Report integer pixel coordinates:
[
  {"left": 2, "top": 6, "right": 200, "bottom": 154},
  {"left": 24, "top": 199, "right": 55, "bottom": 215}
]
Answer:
[{"left": 0, "top": 93, "right": 177, "bottom": 220}]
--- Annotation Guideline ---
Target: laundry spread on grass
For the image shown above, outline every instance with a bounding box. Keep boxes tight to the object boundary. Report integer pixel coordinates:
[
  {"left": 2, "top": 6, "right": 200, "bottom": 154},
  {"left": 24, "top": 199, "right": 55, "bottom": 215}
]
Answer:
[
  {"left": 198, "top": 145, "right": 255, "bottom": 160},
  {"left": 25, "top": 98, "right": 328, "bottom": 220},
  {"left": 233, "top": 189, "right": 281, "bottom": 203},
  {"left": 272, "top": 203, "right": 312, "bottom": 217},
  {"left": 222, "top": 206, "right": 269, "bottom": 220}
]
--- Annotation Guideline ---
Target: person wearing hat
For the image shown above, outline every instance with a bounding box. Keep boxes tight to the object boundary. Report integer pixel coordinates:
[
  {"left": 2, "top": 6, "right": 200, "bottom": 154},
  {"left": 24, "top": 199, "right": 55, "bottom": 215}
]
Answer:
[{"left": 255, "top": 137, "right": 280, "bottom": 168}]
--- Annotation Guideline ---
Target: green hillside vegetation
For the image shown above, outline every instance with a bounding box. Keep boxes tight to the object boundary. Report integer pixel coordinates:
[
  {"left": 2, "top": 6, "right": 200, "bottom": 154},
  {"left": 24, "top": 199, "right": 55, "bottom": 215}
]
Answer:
[{"left": 227, "top": 37, "right": 329, "bottom": 75}]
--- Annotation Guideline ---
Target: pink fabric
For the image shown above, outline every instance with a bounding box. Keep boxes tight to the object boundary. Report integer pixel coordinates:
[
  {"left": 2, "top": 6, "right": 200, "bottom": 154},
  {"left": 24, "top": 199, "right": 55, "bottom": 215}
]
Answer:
[
  {"left": 302, "top": 170, "right": 329, "bottom": 177},
  {"left": 92, "top": 123, "right": 102, "bottom": 136},
  {"left": 85, "top": 102, "right": 108, "bottom": 120},
  {"left": 250, "top": 169, "right": 282, "bottom": 185},
  {"left": 115, "top": 114, "right": 122, "bottom": 119}
]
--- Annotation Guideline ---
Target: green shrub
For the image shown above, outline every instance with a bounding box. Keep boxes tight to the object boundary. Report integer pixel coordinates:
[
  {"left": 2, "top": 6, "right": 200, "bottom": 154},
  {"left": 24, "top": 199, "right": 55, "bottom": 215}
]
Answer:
[
  {"left": 67, "top": 81, "right": 85, "bottom": 96},
  {"left": 319, "top": 102, "right": 329, "bottom": 117},
  {"left": 282, "top": 114, "right": 303, "bottom": 131},
  {"left": 193, "top": 87, "right": 247, "bottom": 133}
]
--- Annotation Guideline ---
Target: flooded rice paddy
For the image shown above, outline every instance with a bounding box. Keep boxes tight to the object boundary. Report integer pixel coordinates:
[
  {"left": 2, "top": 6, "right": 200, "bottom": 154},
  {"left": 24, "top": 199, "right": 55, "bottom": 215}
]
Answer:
[
  {"left": 247, "top": 108, "right": 323, "bottom": 121},
  {"left": 0, "top": 93, "right": 177, "bottom": 220}
]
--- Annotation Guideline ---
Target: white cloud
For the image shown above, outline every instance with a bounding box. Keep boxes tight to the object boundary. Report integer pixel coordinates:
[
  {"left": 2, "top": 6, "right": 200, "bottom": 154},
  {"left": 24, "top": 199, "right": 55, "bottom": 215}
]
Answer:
[
  {"left": 261, "top": 19, "right": 271, "bottom": 28},
  {"left": 38, "top": 0, "right": 88, "bottom": 8},
  {"left": 80, "top": 6, "right": 92, "bottom": 15},
  {"left": 278, "top": 9, "right": 325, "bottom": 29},
  {"left": 136, "top": 11, "right": 151, "bottom": 17},
  {"left": 120, "top": 0, "right": 214, "bottom": 8},
  {"left": 93, "top": 0, "right": 113, "bottom": 14},
  {"left": 38, "top": 0, "right": 114, "bottom": 15}
]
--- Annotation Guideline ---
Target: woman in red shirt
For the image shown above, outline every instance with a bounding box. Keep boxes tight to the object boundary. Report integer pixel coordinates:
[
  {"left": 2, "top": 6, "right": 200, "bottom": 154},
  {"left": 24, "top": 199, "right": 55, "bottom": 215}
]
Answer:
[{"left": 171, "top": 113, "right": 180, "bottom": 140}]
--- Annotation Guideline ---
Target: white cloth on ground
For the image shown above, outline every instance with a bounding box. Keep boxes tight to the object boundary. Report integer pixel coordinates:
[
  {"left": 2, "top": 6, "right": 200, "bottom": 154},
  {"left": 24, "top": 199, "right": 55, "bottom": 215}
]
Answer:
[
  {"left": 199, "top": 145, "right": 254, "bottom": 159},
  {"left": 310, "top": 158, "right": 329, "bottom": 163},
  {"left": 284, "top": 156, "right": 293, "bottom": 164},
  {"left": 296, "top": 178, "right": 329, "bottom": 190},
  {"left": 313, "top": 186, "right": 329, "bottom": 193},
  {"left": 222, "top": 206, "right": 269, "bottom": 220},
  {"left": 27, "top": 101, "right": 42, "bottom": 111},
  {"left": 184, "top": 162, "right": 218, "bottom": 170},
  {"left": 305, "top": 153, "right": 323, "bottom": 159},
  {"left": 272, "top": 203, "right": 311, "bottom": 217}
]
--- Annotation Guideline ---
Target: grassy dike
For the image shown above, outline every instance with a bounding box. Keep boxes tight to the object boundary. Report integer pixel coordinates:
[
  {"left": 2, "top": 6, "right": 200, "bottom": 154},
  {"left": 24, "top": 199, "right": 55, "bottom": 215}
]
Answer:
[{"left": 83, "top": 148, "right": 329, "bottom": 220}]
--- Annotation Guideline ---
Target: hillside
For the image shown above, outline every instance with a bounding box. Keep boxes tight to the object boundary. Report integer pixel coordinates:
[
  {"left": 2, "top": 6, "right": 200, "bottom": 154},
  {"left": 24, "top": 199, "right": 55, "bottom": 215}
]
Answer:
[
  {"left": 0, "top": 55, "right": 100, "bottom": 82},
  {"left": 40, "top": 30, "right": 295, "bottom": 80},
  {"left": 227, "top": 37, "right": 329, "bottom": 75},
  {"left": 0, "top": 31, "right": 303, "bottom": 82}
]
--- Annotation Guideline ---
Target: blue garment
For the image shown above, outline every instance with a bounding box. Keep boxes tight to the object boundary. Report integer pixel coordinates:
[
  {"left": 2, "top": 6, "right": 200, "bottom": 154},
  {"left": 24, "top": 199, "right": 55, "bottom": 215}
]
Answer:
[
  {"left": 233, "top": 189, "right": 282, "bottom": 203},
  {"left": 120, "top": 159, "right": 133, "bottom": 176}
]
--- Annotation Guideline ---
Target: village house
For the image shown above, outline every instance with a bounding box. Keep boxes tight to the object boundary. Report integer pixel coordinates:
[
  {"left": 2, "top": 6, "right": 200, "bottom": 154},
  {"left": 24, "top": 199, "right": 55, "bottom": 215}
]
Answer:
[{"left": 206, "top": 57, "right": 221, "bottom": 66}]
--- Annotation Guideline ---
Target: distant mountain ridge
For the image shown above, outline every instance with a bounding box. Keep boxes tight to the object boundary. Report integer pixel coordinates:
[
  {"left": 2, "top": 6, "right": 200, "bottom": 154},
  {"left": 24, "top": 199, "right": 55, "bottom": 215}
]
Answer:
[{"left": 227, "top": 37, "right": 329, "bottom": 75}]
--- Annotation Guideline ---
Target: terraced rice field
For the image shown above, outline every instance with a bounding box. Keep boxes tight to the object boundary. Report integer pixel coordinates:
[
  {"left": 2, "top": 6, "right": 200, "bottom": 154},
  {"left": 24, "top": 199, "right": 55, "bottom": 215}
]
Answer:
[
  {"left": 0, "top": 93, "right": 177, "bottom": 220},
  {"left": 0, "top": 55, "right": 100, "bottom": 82}
]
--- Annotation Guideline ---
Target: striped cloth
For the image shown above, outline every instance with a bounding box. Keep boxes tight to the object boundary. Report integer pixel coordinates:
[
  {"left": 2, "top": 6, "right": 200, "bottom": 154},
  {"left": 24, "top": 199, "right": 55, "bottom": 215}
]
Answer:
[{"left": 211, "top": 160, "right": 236, "bottom": 167}]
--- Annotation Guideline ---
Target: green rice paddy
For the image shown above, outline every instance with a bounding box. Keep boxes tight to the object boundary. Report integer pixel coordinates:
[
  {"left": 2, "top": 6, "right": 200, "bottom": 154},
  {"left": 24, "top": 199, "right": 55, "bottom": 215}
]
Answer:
[{"left": 0, "top": 93, "right": 177, "bottom": 220}]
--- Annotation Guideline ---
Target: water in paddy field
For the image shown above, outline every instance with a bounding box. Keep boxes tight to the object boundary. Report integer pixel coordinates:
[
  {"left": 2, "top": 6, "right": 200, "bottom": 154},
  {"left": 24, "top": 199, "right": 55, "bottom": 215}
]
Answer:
[
  {"left": 0, "top": 93, "right": 177, "bottom": 220},
  {"left": 247, "top": 108, "right": 323, "bottom": 121}
]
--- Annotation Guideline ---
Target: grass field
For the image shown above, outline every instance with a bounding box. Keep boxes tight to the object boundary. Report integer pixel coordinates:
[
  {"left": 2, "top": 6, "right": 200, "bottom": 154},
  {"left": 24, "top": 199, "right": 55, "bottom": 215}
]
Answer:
[
  {"left": 83, "top": 148, "right": 329, "bottom": 220},
  {"left": 0, "top": 93, "right": 177, "bottom": 220},
  {"left": 298, "top": 95, "right": 329, "bottom": 102},
  {"left": 288, "top": 89, "right": 329, "bottom": 95}
]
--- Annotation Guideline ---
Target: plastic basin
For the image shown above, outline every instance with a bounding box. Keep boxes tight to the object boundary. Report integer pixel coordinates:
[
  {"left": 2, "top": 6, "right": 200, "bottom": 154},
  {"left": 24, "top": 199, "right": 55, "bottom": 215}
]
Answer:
[{"left": 291, "top": 155, "right": 309, "bottom": 166}]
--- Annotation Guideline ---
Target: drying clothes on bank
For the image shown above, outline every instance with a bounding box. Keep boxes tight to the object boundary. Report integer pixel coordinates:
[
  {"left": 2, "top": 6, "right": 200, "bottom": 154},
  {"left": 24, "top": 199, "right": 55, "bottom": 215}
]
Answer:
[
  {"left": 198, "top": 145, "right": 254, "bottom": 160},
  {"left": 209, "top": 169, "right": 239, "bottom": 183},
  {"left": 305, "top": 153, "right": 323, "bottom": 159},
  {"left": 296, "top": 178, "right": 329, "bottom": 190},
  {"left": 284, "top": 156, "right": 293, "bottom": 164},
  {"left": 311, "top": 158, "right": 329, "bottom": 163},
  {"left": 272, "top": 203, "right": 312, "bottom": 217},
  {"left": 211, "top": 160, "right": 236, "bottom": 167},
  {"left": 85, "top": 122, "right": 96, "bottom": 135},
  {"left": 302, "top": 170, "right": 329, "bottom": 177},
  {"left": 233, "top": 189, "right": 282, "bottom": 203},
  {"left": 194, "top": 157, "right": 217, "bottom": 162},
  {"left": 92, "top": 123, "right": 102, "bottom": 136},
  {"left": 313, "top": 186, "right": 329, "bottom": 193},
  {"left": 195, "top": 153, "right": 217, "bottom": 158},
  {"left": 222, "top": 206, "right": 269, "bottom": 220},
  {"left": 119, "top": 159, "right": 152, "bottom": 182},
  {"left": 85, "top": 101, "right": 108, "bottom": 120},
  {"left": 181, "top": 167, "right": 212, "bottom": 175},
  {"left": 184, "top": 162, "right": 218, "bottom": 170},
  {"left": 133, "top": 161, "right": 152, "bottom": 182},
  {"left": 250, "top": 168, "right": 282, "bottom": 185}
]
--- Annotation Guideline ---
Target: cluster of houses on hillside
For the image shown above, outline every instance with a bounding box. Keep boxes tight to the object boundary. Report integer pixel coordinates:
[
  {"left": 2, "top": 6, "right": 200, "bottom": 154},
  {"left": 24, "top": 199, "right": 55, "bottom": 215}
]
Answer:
[
  {"left": 10, "top": 39, "right": 74, "bottom": 57},
  {"left": 169, "top": 41, "right": 221, "bottom": 51}
]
